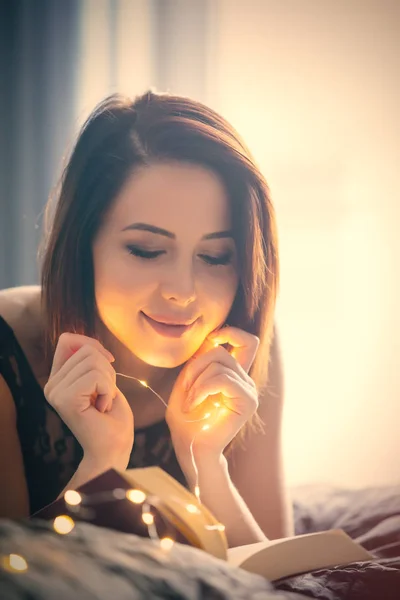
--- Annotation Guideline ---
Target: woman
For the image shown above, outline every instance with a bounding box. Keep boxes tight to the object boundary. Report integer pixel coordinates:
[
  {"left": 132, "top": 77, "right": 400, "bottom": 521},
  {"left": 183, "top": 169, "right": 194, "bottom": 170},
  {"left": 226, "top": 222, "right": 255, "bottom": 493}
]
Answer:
[{"left": 0, "top": 91, "right": 292, "bottom": 547}]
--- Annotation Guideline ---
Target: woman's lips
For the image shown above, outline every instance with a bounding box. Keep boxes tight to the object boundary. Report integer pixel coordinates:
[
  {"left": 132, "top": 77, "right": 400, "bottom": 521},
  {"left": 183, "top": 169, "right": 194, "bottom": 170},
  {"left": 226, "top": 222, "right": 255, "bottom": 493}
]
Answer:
[{"left": 141, "top": 312, "right": 197, "bottom": 338}]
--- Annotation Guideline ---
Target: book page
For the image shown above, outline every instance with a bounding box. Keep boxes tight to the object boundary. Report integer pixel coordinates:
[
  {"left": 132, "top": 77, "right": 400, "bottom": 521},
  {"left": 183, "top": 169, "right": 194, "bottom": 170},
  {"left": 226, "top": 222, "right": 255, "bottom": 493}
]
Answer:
[{"left": 227, "top": 529, "right": 373, "bottom": 582}]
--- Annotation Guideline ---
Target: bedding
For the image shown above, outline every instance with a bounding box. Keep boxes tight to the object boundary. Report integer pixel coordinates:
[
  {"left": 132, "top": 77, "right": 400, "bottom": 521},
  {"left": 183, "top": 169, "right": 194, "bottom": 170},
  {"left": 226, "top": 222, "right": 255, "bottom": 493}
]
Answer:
[
  {"left": 0, "top": 483, "right": 399, "bottom": 600},
  {"left": 278, "top": 483, "right": 400, "bottom": 599}
]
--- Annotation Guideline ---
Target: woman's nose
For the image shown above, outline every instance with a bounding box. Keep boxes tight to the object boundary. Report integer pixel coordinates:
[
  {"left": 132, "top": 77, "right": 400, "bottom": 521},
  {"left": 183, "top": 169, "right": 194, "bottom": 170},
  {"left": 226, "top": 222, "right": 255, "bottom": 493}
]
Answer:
[{"left": 160, "top": 269, "right": 196, "bottom": 306}]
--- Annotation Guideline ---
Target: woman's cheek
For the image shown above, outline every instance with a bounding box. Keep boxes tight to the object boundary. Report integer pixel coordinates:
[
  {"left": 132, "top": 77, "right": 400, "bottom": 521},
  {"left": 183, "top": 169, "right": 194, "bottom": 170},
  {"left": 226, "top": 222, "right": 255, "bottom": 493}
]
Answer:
[{"left": 201, "top": 272, "right": 238, "bottom": 319}]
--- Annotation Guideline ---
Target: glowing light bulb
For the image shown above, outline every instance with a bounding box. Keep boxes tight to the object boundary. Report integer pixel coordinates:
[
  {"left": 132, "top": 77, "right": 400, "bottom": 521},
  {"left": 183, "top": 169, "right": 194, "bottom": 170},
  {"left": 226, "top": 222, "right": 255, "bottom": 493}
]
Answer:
[
  {"left": 160, "top": 537, "right": 174, "bottom": 550},
  {"left": 202, "top": 424, "right": 210, "bottom": 431},
  {"left": 53, "top": 515, "right": 75, "bottom": 535},
  {"left": 213, "top": 402, "right": 221, "bottom": 408},
  {"left": 126, "top": 489, "right": 147, "bottom": 504},
  {"left": 138, "top": 380, "right": 148, "bottom": 387},
  {"left": 206, "top": 523, "right": 226, "bottom": 531},
  {"left": 64, "top": 490, "right": 82, "bottom": 506},
  {"left": 3, "top": 554, "right": 28, "bottom": 572},
  {"left": 142, "top": 512, "right": 154, "bottom": 525},
  {"left": 186, "top": 503, "right": 200, "bottom": 514}
]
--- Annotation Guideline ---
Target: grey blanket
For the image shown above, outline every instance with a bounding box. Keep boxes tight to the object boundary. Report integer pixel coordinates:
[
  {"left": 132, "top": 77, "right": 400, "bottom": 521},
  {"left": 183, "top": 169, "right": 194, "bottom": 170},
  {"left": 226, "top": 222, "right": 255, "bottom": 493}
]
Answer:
[{"left": 0, "top": 519, "right": 302, "bottom": 600}]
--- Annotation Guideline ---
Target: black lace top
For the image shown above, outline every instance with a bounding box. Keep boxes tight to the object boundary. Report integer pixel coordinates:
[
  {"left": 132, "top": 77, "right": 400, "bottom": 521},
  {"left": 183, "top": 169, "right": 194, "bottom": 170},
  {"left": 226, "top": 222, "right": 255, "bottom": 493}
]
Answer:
[{"left": 0, "top": 315, "right": 187, "bottom": 514}]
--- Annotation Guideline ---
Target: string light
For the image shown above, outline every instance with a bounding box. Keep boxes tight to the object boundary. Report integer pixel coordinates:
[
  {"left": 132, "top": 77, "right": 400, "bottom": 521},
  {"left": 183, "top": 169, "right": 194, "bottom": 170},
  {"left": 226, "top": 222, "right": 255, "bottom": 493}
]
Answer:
[
  {"left": 53, "top": 515, "right": 75, "bottom": 535},
  {"left": 205, "top": 523, "right": 226, "bottom": 532},
  {"left": 64, "top": 490, "right": 82, "bottom": 506},
  {"left": 186, "top": 503, "right": 200, "bottom": 514},
  {"left": 116, "top": 373, "right": 168, "bottom": 408},
  {"left": 159, "top": 537, "right": 174, "bottom": 550},
  {"left": 142, "top": 511, "right": 154, "bottom": 526},
  {"left": 116, "top": 371, "right": 227, "bottom": 534},
  {"left": 47, "top": 481, "right": 226, "bottom": 552},
  {"left": 115, "top": 371, "right": 221, "bottom": 504},
  {"left": 1, "top": 554, "right": 28, "bottom": 573},
  {"left": 126, "top": 489, "right": 147, "bottom": 504}
]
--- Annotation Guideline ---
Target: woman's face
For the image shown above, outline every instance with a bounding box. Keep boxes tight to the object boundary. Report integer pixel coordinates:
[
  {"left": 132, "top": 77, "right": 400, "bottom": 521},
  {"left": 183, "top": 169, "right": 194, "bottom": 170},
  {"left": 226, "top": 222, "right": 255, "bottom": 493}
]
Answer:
[{"left": 93, "top": 162, "right": 239, "bottom": 368}]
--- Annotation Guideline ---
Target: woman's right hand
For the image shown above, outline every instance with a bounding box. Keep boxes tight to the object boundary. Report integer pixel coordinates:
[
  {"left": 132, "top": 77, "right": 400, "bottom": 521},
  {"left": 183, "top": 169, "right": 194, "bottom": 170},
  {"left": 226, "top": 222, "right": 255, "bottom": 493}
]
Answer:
[{"left": 44, "top": 333, "right": 134, "bottom": 471}]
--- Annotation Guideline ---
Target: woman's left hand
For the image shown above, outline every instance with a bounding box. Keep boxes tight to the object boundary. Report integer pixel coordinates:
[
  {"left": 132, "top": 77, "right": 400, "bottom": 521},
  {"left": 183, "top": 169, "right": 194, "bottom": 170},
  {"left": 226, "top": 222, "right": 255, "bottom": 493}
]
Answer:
[{"left": 166, "top": 326, "right": 260, "bottom": 481}]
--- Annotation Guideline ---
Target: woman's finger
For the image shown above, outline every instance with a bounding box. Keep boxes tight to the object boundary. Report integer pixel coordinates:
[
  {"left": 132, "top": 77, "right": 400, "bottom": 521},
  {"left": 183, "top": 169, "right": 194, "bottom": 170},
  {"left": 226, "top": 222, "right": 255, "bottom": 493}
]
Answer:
[
  {"left": 46, "top": 345, "right": 116, "bottom": 399},
  {"left": 62, "top": 370, "right": 116, "bottom": 414},
  {"left": 56, "top": 355, "right": 117, "bottom": 413},
  {"left": 182, "top": 345, "right": 251, "bottom": 393},
  {"left": 184, "top": 370, "right": 258, "bottom": 416},
  {"left": 94, "top": 394, "right": 111, "bottom": 413},
  {"left": 207, "top": 326, "right": 259, "bottom": 373},
  {"left": 50, "top": 332, "right": 114, "bottom": 377},
  {"left": 183, "top": 363, "right": 233, "bottom": 411}
]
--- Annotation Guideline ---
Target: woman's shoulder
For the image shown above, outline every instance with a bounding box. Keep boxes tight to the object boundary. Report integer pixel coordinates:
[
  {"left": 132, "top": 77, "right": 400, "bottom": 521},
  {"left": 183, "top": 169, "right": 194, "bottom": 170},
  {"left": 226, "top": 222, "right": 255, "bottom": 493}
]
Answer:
[
  {"left": 0, "top": 286, "right": 47, "bottom": 381},
  {"left": 0, "top": 285, "right": 43, "bottom": 338}
]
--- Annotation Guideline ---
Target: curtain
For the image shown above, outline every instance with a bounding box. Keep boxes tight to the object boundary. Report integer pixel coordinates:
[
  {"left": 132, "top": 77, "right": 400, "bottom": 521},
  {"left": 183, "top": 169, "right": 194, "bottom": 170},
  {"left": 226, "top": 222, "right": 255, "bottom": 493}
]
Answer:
[{"left": 0, "top": 0, "right": 80, "bottom": 288}]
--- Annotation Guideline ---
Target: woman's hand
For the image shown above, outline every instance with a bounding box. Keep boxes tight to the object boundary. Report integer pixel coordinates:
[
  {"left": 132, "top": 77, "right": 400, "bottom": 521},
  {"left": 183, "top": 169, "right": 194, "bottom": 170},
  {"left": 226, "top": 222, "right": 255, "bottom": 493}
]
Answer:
[
  {"left": 166, "top": 326, "right": 259, "bottom": 483},
  {"left": 44, "top": 333, "right": 134, "bottom": 470}
]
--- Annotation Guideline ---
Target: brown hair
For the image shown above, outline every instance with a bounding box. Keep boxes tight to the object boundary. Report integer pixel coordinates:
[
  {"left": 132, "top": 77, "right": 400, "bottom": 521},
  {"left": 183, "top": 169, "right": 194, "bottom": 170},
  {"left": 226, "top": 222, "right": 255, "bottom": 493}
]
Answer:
[{"left": 41, "top": 91, "right": 279, "bottom": 414}]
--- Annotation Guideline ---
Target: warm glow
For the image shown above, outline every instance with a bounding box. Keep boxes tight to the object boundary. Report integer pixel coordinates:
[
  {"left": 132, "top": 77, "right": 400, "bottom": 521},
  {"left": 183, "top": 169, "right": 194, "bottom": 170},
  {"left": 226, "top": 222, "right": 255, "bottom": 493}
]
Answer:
[
  {"left": 142, "top": 511, "right": 154, "bottom": 525},
  {"left": 64, "top": 490, "right": 82, "bottom": 506},
  {"left": 213, "top": 402, "right": 221, "bottom": 408},
  {"left": 202, "top": 424, "right": 210, "bottom": 431},
  {"left": 194, "top": 485, "right": 200, "bottom": 499},
  {"left": 3, "top": 554, "right": 28, "bottom": 572},
  {"left": 204, "top": 412, "right": 211, "bottom": 418},
  {"left": 210, "top": 0, "right": 400, "bottom": 490},
  {"left": 186, "top": 503, "right": 200, "bottom": 514},
  {"left": 206, "top": 523, "right": 226, "bottom": 532},
  {"left": 138, "top": 380, "right": 148, "bottom": 387},
  {"left": 160, "top": 537, "right": 174, "bottom": 550},
  {"left": 126, "top": 489, "right": 147, "bottom": 504},
  {"left": 53, "top": 515, "right": 75, "bottom": 535}
]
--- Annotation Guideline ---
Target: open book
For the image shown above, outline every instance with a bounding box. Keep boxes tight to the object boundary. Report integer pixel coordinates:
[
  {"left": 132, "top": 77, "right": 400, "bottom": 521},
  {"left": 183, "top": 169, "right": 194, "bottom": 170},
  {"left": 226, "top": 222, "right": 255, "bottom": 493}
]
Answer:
[{"left": 33, "top": 466, "right": 373, "bottom": 582}]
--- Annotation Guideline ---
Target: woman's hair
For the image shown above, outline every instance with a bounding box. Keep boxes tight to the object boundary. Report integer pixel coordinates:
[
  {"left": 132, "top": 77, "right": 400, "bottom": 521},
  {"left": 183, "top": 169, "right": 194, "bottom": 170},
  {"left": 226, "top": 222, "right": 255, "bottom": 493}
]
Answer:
[{"left": 41, "top": 91, "right": 279, "bottom": 422}]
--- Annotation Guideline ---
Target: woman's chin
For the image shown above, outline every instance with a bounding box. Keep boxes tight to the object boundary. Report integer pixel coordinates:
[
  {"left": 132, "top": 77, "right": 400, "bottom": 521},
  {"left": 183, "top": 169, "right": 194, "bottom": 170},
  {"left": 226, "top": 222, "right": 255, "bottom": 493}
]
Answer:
[{"left": 137, "top": 348, "right": 196, "bottom": 369}]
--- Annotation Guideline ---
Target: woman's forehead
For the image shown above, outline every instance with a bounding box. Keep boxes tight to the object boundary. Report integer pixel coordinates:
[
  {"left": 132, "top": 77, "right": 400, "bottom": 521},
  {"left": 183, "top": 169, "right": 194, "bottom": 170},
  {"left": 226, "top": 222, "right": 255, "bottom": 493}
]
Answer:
[{"left": 107, "top": 162, "right": 232, "bottom": 235}]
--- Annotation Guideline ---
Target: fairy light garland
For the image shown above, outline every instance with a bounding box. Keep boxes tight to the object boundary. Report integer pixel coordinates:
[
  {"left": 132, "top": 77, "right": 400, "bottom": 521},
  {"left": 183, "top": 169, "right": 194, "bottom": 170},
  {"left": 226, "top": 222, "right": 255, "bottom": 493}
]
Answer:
[
  {"left": 1, "top": 554, "right": 28, "bottom": 573},
  {"left": 115, "top": 370, "right": 223, "bottom": 505},
  {"left": 114, "top": 370, "right": 226, "bottom": 535},
  {"left": 0, "top": 350, "right": 227, "bottom": 574}
]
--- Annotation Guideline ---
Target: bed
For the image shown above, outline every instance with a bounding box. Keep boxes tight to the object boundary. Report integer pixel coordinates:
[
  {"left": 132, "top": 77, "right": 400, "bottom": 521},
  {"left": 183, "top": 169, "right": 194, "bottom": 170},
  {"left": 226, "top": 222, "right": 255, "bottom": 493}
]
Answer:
[{"left": 1, "top": 482, "right": 399, "bottom": 600}]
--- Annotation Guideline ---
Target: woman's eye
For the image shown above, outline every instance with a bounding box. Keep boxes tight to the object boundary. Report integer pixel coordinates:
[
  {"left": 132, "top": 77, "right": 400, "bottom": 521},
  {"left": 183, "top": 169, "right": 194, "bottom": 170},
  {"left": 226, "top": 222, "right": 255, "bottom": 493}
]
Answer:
[
  {"left": 199, "top": 252, "right": 233, "bottom": 266},
  {"left": 127, "top": 245, "right": 165, "bottom": 259}
]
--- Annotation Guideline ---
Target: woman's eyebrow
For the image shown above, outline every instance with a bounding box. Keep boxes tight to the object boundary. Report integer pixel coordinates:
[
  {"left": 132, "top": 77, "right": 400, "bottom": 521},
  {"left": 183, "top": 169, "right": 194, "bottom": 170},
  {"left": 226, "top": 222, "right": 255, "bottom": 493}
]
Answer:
[{"left": 121, "top": 222, "right": 233, "bottom": 240}]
